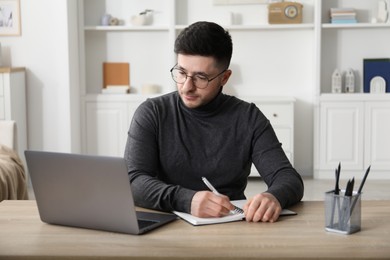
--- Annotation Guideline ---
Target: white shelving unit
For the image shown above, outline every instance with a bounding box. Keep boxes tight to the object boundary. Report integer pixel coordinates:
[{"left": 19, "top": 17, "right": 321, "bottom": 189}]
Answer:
[
  {"left": 77, "top": 0, "right": 390, "bottom": 178},
  {"left": 78, "top": 0, "right": 316, "bottom": 96},
  {"left": 78, "top": 0, "right": 313, "bottom": 161},
  {"left": 314, "top": 0, "right": 390, "bottom": 179}
]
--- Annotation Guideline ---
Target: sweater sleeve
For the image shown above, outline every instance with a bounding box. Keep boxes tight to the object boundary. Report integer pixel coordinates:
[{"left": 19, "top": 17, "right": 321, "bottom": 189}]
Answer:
[
  {"left": 124, "top": 100, "right": 196, "bottom": 213},
  {"left": 250, "top": 105, "right": 304, "bottom": 208}
]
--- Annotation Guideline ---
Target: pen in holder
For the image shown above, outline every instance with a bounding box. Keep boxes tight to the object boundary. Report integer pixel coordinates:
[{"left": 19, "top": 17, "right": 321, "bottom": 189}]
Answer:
[{"left": 325, "top": 190, "right": 361, "bottom": 234}]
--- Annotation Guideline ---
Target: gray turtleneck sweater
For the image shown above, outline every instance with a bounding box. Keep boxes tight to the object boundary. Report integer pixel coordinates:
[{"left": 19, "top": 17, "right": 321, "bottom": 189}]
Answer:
[{"left": 124, "top": 91, "right": 304, "bottom": 213}]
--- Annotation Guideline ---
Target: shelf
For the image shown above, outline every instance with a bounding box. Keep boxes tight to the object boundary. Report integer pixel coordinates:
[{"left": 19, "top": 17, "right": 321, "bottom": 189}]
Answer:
[
  {"left": 320, "top": 93, "right": 390, "bottom": 101},
  {"left": 0, "top": 67, "right": 25, "bottom": 73},
  {"left": 83, "top": 93, "right": 160, "bottom": 102},
  {"left": 84, "top": 26, "right": 170, "bottom": 31},
  {"left": 85, "top": 24, "right": 316, "bottom": 32},
  {"left": 322, "top": 23, "right": 390, "bottom": 29}
]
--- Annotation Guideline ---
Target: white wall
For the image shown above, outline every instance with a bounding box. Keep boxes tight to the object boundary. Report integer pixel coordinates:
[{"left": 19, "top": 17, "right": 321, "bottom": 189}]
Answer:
[{"left": 0, "top": 0, "right": 80, "bottom": 152}]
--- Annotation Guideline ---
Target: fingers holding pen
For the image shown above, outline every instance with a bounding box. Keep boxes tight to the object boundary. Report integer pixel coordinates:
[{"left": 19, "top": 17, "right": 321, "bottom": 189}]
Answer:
[{"left": 191, "top": 191, "right": 234, "bottom": 218}]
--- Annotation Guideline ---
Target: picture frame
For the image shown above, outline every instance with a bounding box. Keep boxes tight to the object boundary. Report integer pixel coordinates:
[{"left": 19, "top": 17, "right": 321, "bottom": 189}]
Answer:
[{"left": 0, "top": 0, "right": 21, "bottom": 36}]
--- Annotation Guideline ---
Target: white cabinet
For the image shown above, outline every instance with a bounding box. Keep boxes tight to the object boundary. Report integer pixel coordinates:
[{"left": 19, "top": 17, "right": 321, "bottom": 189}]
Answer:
[
  {"left": 318, "top": 100, "right": 364, "bottom": 171},
  {"left": 313, "top": 0, "right": 390, "bottom": 179},
  {"left": 315, "top": 94, "right": 390, "bottom": 179},
  {"left": 83, "top": 95, "right": 153, "bottom": 157},
  {"left": 0, "top": 68, "right": 27, "bottom": 159},
  {"left": 365, "top": 102, "right": 390, "bottom": 170},
  {"left": 85, "top": 101, "right": 128, "bottom": 156}
]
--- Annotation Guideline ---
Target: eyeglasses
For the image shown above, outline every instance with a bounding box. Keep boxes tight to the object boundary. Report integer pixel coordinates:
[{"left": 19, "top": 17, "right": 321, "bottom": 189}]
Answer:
[{"left": 170, "top": 65, "right": 227, "bottom": 89}]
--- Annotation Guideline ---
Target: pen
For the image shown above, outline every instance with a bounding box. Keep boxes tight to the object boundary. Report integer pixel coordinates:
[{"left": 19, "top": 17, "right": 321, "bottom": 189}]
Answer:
[
  {"left": 335, "top": 162, "right": 341, "bottom": 195},
  {"left": 341, "top": 178, "right": 354, "bottom": 230},
  {"left": 357, "top": 165, "right": 371, "bottom": 194},
  {"left": 201, "top": 177, "right": 222, "bottom": 196},
  {"left": 331, "top": 167, "right": 341, "bottom": 228},
  {"left": 349, "top": 165, "right": 371, "bottom": 217},
  {"left": 345, "top": 177, "right": 354, "bottom": 197},
  {"left": 201, "top": 177, "right": 244, "bottom": 214}
]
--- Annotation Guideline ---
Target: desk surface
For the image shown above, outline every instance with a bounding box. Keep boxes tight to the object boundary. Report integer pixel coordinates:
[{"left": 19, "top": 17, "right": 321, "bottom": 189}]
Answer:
[{"left": 0, "top": 200, "right": 389, "bottom": 260}]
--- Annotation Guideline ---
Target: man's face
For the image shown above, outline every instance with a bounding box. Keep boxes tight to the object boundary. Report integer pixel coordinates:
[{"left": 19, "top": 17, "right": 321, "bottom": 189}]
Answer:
[{"left": 175, "top": 54, "right": 231, "bottom": 109}]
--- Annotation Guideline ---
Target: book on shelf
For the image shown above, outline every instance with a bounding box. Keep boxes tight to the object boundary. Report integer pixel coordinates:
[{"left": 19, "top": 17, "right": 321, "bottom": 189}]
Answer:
[
  {"left": 329, "top": 7, "right": 357, "bottom": 24},
  {"left": 330, "top": 7, "right": 356, "bottom": 14},
  {"left": 331, "top": 19, "right": 357, "bottom": 24},
  {"left": 101, "top": 85, "right": 130, "bottom": 94},
  {"left": 330, "top": 14, "right": 357, "bottom": 19},
  {"left": 102, "top": 62, "right": 130, "bottom": 94}
]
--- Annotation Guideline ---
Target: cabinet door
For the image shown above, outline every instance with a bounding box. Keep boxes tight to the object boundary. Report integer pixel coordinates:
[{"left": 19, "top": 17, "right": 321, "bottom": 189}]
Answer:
[
  {"left": 85, "top": 102, "right": 128, "bottom": 157},
  {"left": 365, "top": 102, "right": 390, "bottom": 170},
  {"left": 319, "top": 102, "right": 364, "bottom": 170}
]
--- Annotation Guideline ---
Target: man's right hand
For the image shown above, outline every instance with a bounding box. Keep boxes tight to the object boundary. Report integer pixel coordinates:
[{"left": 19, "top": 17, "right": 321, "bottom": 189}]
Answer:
[{"left": 190, "top": 191, "right": 235, "bottom": 218}]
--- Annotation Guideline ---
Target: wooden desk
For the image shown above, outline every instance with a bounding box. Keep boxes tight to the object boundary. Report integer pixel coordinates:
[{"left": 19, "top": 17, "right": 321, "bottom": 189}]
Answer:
[{"left": 0, "top": 200, "right": 389, "bottom": 259}]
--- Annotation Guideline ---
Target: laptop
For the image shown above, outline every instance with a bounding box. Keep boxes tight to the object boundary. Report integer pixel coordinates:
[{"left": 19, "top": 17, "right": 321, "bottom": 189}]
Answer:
[{"left": 25, "top": 150, "right": 177, "bottom": 235}]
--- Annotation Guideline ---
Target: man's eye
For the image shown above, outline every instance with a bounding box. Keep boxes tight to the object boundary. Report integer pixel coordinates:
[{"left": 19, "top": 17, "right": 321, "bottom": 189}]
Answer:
[
  {"left": 195, "top": 75, "right": 208, "bottom": 81},
  {"left": 177, "top": 70, "right": 186, "bottom": 76}
]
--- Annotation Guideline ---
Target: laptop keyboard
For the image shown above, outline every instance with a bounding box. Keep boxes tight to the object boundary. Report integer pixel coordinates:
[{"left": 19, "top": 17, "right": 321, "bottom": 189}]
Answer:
[{"left": 138, "top": 219, "right": 159, "bottom": 229}]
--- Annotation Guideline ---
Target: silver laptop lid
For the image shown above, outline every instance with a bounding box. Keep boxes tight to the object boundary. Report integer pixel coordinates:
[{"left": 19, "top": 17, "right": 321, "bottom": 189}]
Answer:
[{"left": 25, "top": 150, "right": 142, "bottom": 234}]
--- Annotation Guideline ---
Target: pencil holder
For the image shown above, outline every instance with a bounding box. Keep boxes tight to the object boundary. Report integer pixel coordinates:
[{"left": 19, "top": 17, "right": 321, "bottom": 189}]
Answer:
[{"left": 324, "top": 190, "right": 361, "bottom": 234}]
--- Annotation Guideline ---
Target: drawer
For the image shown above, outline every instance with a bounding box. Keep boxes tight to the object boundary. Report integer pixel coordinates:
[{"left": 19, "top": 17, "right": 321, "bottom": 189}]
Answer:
[{"left": 258, "top": 104, "right": 293, "bottom": 126}]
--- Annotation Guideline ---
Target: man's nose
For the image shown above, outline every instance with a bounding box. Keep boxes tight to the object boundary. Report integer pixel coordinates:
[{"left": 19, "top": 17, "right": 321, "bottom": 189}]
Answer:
[{"left": 182, "top": 75, "right": 196, "bottom": 90}]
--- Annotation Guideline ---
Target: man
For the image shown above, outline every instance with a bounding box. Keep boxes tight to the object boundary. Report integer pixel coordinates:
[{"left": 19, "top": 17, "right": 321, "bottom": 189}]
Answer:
[{"left": 125, "top": 21, "right": 303, "bottom": 223}]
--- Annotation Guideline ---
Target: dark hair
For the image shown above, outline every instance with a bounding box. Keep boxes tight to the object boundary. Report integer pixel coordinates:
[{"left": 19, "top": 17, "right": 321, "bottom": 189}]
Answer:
[{"left": 174, "top": 21, "right": 233, "bottom": 69}]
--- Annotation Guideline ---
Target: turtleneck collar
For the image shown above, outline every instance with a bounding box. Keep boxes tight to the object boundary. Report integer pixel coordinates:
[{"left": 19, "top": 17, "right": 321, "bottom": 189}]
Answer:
[{"left": 178, "top": 87, "right": 227, "bottom": 116}]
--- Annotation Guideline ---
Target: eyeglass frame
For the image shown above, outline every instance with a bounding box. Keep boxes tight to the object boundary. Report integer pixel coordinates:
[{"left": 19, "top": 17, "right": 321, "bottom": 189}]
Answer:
[{"left": 170, "top": 64, "right": 227, "bottom": 89}]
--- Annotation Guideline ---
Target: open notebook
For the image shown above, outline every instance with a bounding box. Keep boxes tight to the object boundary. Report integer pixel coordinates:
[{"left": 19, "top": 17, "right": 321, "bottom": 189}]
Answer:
[{"left": 173, "top": 200, "right": 296, "bottom": 226}]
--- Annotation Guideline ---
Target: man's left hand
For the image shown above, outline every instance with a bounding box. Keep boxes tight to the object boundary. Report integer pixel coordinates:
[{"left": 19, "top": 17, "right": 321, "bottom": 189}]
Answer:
[{"left": 243, "top": 192, "right": 282, "bottom": 222}]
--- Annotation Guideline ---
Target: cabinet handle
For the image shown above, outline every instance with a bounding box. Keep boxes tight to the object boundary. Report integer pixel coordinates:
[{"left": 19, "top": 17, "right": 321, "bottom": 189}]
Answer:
[{"left": 273, "top": 113, "right": 278, "bottom": 117}]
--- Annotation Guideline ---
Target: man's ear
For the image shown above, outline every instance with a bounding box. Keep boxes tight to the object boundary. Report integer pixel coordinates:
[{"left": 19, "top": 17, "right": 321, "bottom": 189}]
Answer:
[{"left": 221, "top": 69, "right": 232, "bottom": 86}]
